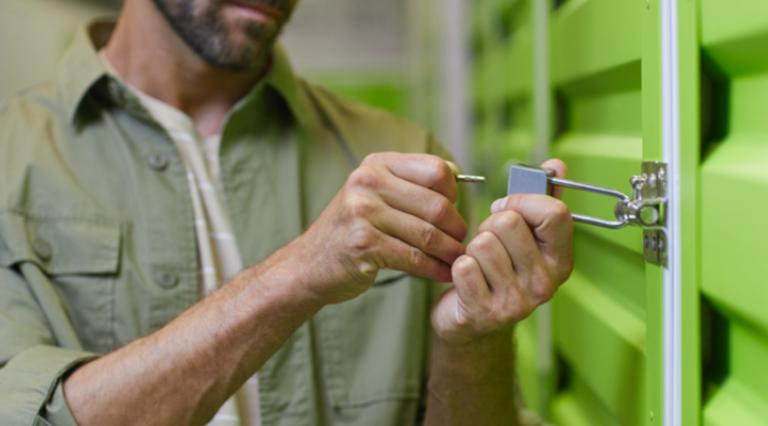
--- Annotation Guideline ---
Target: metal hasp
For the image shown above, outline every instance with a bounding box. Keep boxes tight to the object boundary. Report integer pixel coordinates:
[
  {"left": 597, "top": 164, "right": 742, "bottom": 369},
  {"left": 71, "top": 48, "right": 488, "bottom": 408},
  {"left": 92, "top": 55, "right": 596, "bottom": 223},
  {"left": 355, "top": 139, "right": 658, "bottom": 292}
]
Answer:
[{"left": 506, "top": 162, "right": 668, "bottom": 266}]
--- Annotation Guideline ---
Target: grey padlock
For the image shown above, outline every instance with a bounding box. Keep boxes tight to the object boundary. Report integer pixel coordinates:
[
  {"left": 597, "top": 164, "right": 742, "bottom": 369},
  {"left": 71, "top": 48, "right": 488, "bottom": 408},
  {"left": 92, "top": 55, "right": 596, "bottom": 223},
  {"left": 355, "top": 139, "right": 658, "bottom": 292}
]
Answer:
[
  {"left": 506, "top": 164, "right": 632, "bottom": 229},
  {"left": 506, "top": 164, "right": 555, "bottom": 196}
]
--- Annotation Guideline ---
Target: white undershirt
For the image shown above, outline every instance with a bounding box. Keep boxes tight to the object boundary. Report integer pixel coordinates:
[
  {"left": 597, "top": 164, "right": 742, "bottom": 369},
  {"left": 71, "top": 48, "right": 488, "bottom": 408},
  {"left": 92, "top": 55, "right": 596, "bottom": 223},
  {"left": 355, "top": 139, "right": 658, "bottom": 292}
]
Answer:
[{"left": 100, "top": 53, "right": 261, "bottom": 425}]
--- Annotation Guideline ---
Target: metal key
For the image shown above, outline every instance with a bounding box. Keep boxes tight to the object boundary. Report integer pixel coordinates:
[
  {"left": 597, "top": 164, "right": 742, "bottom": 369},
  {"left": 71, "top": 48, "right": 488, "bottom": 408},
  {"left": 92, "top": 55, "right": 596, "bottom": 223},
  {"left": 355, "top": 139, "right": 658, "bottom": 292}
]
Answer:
[{"left": 446, "top": 160, "right": 486, "bottom": 183}]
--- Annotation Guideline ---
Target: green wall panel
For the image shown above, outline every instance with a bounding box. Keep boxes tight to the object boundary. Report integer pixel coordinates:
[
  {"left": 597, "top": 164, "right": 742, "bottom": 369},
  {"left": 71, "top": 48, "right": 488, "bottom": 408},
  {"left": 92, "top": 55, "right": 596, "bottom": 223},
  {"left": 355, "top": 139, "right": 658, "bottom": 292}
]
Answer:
[
  {"left": 700, "top": 0, "right": 768, "bottom": 422},
  {"left": 551, "top": 0, "right": 641, "bottom": 85},
  {"left": 550, "top": 0, "right": 651, "bottom": 424}
]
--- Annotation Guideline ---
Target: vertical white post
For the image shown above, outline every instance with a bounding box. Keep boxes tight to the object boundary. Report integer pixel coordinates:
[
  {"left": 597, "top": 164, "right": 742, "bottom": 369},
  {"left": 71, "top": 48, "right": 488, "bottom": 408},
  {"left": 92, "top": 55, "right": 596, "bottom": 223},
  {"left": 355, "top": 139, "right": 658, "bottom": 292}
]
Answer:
[{"left": 660, "top": 0, "right": 682, "bottom": 424}]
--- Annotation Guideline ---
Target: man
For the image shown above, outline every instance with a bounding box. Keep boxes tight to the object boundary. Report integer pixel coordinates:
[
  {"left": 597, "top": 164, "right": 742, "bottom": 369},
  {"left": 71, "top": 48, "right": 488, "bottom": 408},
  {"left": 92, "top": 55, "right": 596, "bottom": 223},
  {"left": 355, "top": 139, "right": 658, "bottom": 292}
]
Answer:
[{"left": 0, "top": 0, "right": 573, "bottom": 425}]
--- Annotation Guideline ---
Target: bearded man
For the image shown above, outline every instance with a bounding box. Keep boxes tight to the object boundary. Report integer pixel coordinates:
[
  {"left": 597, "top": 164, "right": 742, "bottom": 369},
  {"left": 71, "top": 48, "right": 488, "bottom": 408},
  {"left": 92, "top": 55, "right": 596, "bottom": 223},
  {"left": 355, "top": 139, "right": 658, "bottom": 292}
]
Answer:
[{"left": 0, "top": 1, "right": 573, "bottom": 425}]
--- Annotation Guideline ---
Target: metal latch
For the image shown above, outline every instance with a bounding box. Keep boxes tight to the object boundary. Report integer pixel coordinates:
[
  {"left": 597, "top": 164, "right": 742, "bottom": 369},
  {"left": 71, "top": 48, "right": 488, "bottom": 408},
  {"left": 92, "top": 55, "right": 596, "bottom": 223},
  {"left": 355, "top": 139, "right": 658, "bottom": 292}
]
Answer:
[{"left": 507, "top": 162, "right": 668, "bottom": 266}]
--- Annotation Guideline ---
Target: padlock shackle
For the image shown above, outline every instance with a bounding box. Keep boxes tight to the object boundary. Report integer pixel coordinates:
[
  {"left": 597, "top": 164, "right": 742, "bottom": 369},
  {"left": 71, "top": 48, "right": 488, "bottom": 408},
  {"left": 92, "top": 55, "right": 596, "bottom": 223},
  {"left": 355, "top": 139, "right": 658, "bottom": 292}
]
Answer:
[{"left": 549, "top": 177, "right": 630, "bottom": 229}]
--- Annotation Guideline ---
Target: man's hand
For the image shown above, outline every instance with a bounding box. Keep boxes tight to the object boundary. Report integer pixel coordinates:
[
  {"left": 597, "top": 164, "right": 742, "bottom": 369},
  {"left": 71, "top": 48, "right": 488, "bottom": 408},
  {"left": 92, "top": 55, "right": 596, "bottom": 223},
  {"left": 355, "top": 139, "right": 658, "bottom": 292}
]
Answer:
[
  {"left": 292, "top": 152, "right": 467, "bottom": 304},
  {"left": 431, "top": 159, "right": 573, "bottom": 346}
]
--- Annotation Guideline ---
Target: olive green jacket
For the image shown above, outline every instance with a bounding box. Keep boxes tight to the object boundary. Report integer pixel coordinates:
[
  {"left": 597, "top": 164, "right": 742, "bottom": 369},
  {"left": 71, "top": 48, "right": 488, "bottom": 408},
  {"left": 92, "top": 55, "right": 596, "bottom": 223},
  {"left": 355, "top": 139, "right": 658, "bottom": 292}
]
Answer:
[{"left": 0, "top": 21, "right": 463, "bottom": 426}]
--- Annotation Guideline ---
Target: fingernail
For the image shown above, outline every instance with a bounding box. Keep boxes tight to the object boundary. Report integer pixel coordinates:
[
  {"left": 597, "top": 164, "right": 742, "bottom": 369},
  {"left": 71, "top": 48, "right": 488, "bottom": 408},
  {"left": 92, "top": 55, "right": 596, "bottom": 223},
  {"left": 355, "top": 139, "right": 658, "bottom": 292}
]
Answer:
[{"left": 490, "top": 198, "right": 503, "bottom": 213}]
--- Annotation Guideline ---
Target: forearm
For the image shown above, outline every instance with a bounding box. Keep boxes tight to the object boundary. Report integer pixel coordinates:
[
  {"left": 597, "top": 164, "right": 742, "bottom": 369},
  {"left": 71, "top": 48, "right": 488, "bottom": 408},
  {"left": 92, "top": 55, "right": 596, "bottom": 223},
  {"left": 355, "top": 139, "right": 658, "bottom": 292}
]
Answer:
[
  {"left": 424, "top": 331, "right": 519, "bottom": 426},
  {"left": 64, "top": 243, "right": 324, "bottom": 426}
]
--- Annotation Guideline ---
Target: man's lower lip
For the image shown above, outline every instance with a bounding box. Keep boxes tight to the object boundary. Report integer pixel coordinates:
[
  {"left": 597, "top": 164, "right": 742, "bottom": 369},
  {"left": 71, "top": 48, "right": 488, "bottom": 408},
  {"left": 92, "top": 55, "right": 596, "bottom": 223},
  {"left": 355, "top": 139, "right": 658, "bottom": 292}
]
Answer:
[{"left": 228, "top": 1, "right": 282, "bottom": 20}]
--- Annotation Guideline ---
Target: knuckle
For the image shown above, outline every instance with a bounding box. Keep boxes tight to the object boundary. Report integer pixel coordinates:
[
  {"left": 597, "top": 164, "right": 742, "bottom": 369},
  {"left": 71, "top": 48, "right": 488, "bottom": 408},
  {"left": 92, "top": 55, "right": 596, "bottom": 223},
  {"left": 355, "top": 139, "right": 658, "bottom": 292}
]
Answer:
[
  {"left": 489, "top": 305, "right": 514, "bottom": 329},
  {"left": 454, "top": 308, "right": 473, "bottom": 329},
  {"left": 426, "top": 157, "right": 452, "bottom": 183},
  {"left": 347, "top": 226, "right": 378, "bottom": 253},
  {"left": 491, "top": 211, "right": 524, "bottom": 234},
  {"left": 500, "top": 294, "right": 530, "bottom": 324},
  {"left": 467, "top": 231, "right": 497, "bottom": 256},
  {"left": 408, "top": 246, "right": 426, "bottom": 269},
  {"left": 530, "top": 271, "right": 556, "bottom": 304},
  {"left": 451, "top": 255, "right": 476, "bottom": 280},
  {"left": 346, "top": 196, "right": 377, "bottom": 218},
  {"left": 429, "top": 198, "right": 453, "bottom": 224},
  {"left": 420, "top": 224, "right": 440, "bottom": 250},
  {"left": 361, "top": 152, "right": 384, "bottom": 165},
  {"left": 347, "top": 167, "right": 380, "bottom": 190},
  {"left": 547, "top": 199, "right": 571, "bottom": 222}
]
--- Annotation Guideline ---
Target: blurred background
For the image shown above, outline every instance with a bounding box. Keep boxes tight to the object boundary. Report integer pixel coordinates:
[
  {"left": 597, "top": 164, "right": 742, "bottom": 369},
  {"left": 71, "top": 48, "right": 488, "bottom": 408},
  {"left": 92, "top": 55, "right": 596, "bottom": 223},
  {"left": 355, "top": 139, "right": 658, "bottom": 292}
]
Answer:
[{"left": 3, "top": 0, "right": 768, "bottom": 425}]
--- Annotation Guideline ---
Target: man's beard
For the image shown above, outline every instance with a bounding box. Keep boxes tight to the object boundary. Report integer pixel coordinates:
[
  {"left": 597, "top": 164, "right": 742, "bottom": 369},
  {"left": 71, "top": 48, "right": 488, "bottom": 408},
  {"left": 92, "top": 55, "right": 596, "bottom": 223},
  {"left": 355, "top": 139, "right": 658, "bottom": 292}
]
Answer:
[{"left": 152, "top": 0, "right": 285, "bottom": 71}]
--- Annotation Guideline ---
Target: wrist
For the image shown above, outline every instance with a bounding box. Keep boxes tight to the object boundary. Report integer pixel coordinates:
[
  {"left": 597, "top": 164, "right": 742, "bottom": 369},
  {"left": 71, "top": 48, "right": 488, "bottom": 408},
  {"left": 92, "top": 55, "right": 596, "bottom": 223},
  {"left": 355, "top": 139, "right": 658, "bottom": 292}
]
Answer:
[{"left": 430, "top": 330, "right": 514, "bottom": 380}]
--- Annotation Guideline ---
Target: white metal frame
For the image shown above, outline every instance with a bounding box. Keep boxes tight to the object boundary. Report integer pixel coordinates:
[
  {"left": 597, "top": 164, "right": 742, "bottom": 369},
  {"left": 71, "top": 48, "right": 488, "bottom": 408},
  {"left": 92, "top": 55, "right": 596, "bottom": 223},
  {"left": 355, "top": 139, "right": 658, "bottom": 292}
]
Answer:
[{"left": 660, "top": 0, "right": 682, "bottom": 424}]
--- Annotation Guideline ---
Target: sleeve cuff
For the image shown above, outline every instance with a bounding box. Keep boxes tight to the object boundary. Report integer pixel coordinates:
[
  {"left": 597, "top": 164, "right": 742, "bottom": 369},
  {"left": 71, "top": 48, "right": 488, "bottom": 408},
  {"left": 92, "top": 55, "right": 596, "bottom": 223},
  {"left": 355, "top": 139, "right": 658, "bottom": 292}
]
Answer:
[{"left": 0, "top": 345, "right": 96, "bottom": 425}]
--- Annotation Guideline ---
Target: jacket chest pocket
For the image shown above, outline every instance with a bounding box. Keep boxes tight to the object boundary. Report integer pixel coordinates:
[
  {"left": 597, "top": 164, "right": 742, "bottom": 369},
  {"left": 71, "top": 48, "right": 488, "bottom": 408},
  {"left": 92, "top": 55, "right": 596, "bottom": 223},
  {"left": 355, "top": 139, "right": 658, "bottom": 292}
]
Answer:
[{"left": 0, "top": 211, "right": 122, "bottom": 352}]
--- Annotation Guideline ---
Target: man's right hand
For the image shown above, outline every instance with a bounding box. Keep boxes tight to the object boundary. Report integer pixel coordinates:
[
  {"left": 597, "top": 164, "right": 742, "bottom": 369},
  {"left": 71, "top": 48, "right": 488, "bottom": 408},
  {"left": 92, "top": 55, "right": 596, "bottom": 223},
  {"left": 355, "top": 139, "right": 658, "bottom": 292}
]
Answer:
[{"left": 291, "top": 152, "right": 468, "bottom": 304}]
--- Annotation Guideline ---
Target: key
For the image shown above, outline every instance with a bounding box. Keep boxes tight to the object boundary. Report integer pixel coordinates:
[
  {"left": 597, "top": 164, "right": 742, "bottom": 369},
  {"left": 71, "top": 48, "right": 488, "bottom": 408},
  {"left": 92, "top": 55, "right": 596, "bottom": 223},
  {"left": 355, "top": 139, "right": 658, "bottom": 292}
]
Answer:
[{"left": 445, "top": 160, "right": 486, "bottom": 183}]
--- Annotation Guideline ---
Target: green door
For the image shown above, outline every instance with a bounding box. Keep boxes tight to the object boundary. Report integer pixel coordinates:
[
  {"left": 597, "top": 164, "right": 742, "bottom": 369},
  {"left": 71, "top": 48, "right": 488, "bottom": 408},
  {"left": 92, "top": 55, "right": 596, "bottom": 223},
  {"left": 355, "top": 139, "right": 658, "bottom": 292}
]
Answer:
[
  {"left": 467, "top": 0, "right": 703, "bottom": 424},
  {"left": 698, "top": 1, "right": 768, "bottom": 424},
  {"left": 549, "top": 1, "right": 656, "bottom": 424}
]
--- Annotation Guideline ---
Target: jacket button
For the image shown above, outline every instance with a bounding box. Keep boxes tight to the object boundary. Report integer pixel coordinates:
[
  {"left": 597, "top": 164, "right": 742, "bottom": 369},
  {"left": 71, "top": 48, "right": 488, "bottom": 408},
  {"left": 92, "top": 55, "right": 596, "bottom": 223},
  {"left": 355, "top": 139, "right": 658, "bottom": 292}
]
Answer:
[
  {"left": 147, "top": 153, "right": 170, "bottom": 171},
  {"left": 32, "top": 238, "right": 53, "bottom": 261},
  {"left": 155, "top": 270, "right": 179, "bottom": 289}
]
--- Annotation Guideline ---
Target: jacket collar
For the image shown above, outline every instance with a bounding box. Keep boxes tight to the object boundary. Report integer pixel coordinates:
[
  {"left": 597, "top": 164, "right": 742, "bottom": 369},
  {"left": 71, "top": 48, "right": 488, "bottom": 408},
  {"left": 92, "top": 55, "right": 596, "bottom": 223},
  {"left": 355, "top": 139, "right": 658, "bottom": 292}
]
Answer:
[{"left": 60, "top": 19, "right": 309, "bottom": 126}]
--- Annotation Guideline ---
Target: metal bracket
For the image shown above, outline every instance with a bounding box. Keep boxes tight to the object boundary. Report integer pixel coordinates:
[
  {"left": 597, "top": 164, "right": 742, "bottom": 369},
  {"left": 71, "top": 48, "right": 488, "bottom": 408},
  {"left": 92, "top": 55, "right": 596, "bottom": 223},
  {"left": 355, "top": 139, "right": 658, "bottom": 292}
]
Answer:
[
  {"left": 636, "top": 161, "right": 668, "bottom": 266},
  {"left": 507, "top": 161, "right": 668, "bottom": 266}
]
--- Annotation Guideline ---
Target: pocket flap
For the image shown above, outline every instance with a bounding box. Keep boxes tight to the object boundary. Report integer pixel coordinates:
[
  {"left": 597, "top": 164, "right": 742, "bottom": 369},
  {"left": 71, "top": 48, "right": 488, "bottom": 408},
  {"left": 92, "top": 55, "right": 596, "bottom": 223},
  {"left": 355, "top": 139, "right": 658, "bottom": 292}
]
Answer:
[{"left": 0, "top": 211, "right": 120, "bottom": 275}]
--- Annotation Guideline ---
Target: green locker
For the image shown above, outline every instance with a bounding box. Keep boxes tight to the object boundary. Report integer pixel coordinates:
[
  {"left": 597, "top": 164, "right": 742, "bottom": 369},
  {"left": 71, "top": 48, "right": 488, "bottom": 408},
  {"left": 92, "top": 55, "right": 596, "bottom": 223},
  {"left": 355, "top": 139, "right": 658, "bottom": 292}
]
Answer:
[
  {"left": 699, "top": 1, "right": 768, "bottom": 424},
  {"left": 549, "top": 0, "right": 650, "bottom": 424},
  {"left": 465, "top": 0, "right": 768, "bottom": 424}
]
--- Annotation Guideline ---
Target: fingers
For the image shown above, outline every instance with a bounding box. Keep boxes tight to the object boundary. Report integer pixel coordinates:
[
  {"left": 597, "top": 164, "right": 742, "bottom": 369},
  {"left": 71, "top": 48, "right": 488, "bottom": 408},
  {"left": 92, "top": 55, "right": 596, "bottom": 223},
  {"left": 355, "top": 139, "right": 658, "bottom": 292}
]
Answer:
[
  {"left": 450, "top": 255, "right": 492, "bottom": 319},
  {"left": 361, "top": 152, "right": 459, "bottom": 203},
  {"left": 372, "top": 206, "right": 465, "bottom": 265},
  {"left": 373, "top": 230, "right": 453, "bottom": 283},
  {"left": 465, "top": 232, "right": 517, "bottom": 294},
  {"left": 477, "top": 212, "right": 546, "bottom": 290},
  {"left": 376, "top": 172, "right": 467, "bottom": 241},
  {"left": 487, "top": 194, "right": 572, "bottom": 276},
  {"left": 540, "top": 158, "right": 567, "bottom": 199}
]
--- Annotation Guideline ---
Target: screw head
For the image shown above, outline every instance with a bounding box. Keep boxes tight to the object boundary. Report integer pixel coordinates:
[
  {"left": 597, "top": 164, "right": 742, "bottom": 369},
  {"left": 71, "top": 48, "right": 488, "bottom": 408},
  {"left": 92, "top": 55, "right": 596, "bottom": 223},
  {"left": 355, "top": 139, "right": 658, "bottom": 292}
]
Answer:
[
  {"left": 639, "top": 206, "right": 659, "bottom": 225},
  {"left": 647, "top": 173, "right": 657, "bottom": 188}
]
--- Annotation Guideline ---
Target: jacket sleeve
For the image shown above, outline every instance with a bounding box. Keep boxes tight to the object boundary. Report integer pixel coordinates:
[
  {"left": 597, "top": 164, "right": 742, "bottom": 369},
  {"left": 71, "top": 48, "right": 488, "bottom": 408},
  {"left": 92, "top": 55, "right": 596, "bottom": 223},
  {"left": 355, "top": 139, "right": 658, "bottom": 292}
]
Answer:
[{"left": 0, "top": 265, "right": 96, "bottom": 425}]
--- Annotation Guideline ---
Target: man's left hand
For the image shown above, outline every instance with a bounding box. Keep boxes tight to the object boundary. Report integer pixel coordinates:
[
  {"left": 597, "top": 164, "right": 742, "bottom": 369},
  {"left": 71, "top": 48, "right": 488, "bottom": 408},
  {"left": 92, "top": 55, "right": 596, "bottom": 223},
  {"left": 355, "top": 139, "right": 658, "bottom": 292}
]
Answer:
[{"left": 431, "top": 159, "right": 574, "bottom": 346}]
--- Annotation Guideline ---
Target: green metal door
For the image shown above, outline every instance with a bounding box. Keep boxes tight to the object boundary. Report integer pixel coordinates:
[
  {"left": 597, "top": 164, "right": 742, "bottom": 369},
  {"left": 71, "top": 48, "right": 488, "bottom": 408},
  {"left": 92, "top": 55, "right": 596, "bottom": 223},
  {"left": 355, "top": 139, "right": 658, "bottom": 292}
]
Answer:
[
  {"left": 549, "top": 1, "right": 657, "bottom": 424},
  {"left": 469, "top": 0, "right": 768, "bottom": 424},
  {"left": 699, "top": 1, "right": 768, "bottom": 424},
  {"left": 467, "top": 0, "right": 694, "bottom": 424}
]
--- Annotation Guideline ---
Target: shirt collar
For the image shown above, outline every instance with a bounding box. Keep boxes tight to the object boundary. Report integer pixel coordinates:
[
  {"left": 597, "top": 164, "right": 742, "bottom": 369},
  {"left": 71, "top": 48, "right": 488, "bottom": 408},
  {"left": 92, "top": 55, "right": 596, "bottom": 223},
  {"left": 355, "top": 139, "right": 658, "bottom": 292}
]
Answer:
[
  {"left": 264, "top": 43, "right": 310, "bottom": 126},
  {"left": 60, "top": 19, "right": 309, "bottom": 126},
  {"left": 59, "top": 20, "right": 113, "bottom": 124}
]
